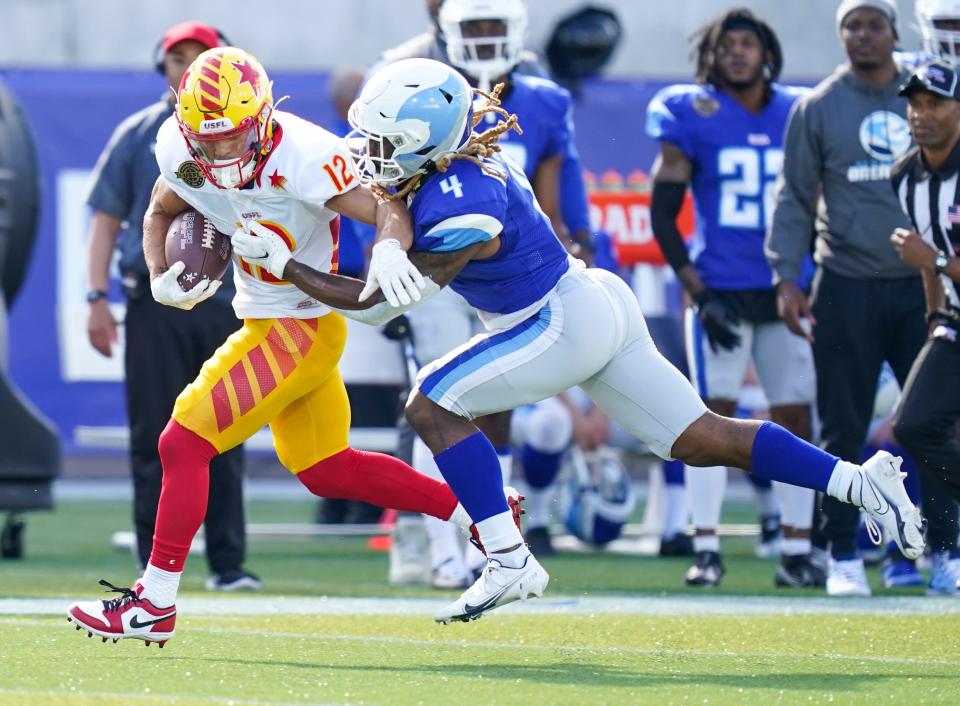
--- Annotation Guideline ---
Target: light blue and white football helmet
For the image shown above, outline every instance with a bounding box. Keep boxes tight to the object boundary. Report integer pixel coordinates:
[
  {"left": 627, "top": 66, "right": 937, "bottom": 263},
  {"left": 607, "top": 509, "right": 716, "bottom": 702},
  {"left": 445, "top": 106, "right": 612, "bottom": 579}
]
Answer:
[
  {"left": 347, "top": 58, "right": 474, "bottom": 185},
  {"left": 561, "top": 447, "right": 637, "bottom": 546}
]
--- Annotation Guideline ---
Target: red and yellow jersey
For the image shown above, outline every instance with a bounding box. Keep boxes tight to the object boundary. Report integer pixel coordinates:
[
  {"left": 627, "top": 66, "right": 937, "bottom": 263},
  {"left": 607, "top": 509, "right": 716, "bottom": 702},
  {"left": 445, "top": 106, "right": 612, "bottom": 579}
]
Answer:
[{"left": 156, "top": 109, "right": 360, "bottom": 319}]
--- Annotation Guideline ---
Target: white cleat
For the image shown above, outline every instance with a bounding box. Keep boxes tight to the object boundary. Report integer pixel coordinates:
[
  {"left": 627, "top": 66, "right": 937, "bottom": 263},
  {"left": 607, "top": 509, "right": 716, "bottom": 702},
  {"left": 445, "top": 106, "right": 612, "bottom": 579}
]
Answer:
[
  {"left": 858, "top": 452, "right": 926, "bottom": 560},
  {"left": 434, "top": 551, "right": 549, "bottom": 624},
  {"left": 826, "top": 558, "right": 871, "bottom": 597}
]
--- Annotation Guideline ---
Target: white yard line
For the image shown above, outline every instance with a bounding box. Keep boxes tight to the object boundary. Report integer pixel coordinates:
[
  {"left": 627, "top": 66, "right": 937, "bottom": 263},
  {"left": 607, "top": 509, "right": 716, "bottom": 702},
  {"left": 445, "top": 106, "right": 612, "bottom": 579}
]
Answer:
[
  {"left": 2, "top": 617, "right": 954, "bottom": 668},
  {"left": 4, "top": 593, "right": 960, "bottom": 617}
]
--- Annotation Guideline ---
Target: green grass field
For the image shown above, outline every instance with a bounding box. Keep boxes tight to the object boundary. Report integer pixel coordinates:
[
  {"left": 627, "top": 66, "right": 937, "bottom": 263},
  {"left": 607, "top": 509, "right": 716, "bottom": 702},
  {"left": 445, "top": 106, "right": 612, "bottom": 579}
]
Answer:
[{"left": 2, "top": 499, "right": 959, "bottom": 705}]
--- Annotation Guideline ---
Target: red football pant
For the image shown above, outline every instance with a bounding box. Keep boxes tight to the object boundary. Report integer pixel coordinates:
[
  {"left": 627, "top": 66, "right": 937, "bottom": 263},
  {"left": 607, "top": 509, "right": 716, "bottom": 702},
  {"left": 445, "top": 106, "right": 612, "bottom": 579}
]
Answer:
[
  {"left": 149, "top": 421, "right": 459, "bottom": 572},
  {"left": 296, "top": 447, "right": 458, "bottom": 519},
  {"left": 149, "top": 421, "right": 218, "bottom": 572}
]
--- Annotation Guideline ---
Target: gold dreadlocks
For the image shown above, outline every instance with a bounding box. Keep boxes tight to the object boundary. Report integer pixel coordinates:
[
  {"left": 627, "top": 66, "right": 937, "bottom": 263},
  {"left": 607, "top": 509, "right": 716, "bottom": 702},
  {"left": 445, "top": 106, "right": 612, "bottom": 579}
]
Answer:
[{"left": 374, "top": 82, "right": 523, "bottom": 201}]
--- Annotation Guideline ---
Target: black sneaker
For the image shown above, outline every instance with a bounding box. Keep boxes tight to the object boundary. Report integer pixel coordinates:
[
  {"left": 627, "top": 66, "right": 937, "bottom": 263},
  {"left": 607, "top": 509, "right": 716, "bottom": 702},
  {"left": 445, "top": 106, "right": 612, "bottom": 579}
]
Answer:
[
  {"left": 775, "top": 554, "right": 817, "bottom": 588},
  {"left": 524, "top": 526, "right": 556, "bottom": 557},
  {"left": 684, "top": 551, "right": 725, "bottom": 587},
  {"left": 659, "top": 533, "right": 694, "bottom": 557},
  {"left": 205, "top": 569, "right": 262, "bottom": 592}
]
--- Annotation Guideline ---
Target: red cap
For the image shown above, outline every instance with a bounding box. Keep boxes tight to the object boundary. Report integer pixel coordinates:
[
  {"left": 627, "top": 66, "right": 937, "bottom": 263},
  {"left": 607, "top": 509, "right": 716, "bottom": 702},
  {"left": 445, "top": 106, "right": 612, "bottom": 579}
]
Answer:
[{"left": 160, "top": 21, "right": 221, "bottom": 55}]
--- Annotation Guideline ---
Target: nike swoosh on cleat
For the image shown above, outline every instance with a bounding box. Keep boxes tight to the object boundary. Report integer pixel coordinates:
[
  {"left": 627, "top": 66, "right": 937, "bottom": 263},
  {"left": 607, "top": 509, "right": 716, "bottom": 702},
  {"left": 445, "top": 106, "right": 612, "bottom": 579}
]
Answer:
[
  {"left": 863, "top": 478, "right": 890, "bottom": 515},
  {"left": 462, "top": 588, "right": 510, "bottom": 617},
  {"left": 129, "top": 613, "right": 176, "bottom": 629}
]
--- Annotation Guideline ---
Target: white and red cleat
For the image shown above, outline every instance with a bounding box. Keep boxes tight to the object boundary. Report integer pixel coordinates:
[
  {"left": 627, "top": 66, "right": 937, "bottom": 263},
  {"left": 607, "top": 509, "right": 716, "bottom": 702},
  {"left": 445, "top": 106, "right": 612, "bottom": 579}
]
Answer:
[
  {"left": 66, "top": 580, "right": 176, "bottom": 647},
  {"left": 468, "top": 486, "right": 525, "bottom": 555}
]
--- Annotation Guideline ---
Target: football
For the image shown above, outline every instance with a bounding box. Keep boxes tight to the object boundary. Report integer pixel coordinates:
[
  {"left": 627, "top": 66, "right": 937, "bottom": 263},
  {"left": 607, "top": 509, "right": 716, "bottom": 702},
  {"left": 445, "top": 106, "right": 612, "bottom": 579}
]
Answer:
[{"left": 164, "top": 209, "right": 232, "bottom": 292}]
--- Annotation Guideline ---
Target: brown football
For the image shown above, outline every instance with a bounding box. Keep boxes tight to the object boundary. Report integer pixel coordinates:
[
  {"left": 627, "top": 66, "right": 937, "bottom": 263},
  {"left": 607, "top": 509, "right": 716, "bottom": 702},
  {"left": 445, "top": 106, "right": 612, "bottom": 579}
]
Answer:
[{"left": 165, "top": 209, "right": 231, "bottom": 292}]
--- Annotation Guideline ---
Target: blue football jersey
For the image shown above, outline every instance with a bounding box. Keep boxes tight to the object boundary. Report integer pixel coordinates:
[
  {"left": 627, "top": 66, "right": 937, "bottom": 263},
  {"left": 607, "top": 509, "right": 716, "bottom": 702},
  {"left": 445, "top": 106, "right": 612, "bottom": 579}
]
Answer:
[
  {"left": 496, "top": 74, "right": 591, "bottom": 237},
  {"left": 493, "top": 75, "right": 571, "bottom": 178},
  {"left": 408, "top": 155, "right": 570, "bottom": 315},
  {"left": 646, "top": 83, "right": 805, "bottom": 290}
]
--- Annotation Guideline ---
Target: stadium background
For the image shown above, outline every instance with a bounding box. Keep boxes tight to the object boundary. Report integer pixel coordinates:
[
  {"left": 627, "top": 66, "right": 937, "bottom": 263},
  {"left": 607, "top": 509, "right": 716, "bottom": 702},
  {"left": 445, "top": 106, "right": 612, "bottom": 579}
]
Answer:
[
  {"left": 5, "top": 4, "right": 960, "bottom": 705},
  {"left": 1, "top": 0, "right": 920, "bottom": 452}
]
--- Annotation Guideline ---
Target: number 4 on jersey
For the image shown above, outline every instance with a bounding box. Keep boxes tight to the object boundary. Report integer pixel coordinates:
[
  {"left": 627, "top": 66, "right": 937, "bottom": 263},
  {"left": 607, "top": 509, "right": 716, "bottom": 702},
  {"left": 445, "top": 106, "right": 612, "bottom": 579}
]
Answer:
[{"left": 440, "top": 175, "right": 464, "bottom": 199}]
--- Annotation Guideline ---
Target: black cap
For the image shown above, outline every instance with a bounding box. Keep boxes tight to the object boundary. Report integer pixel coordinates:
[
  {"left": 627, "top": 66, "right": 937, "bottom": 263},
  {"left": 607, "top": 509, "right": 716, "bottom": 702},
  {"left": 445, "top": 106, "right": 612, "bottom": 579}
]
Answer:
[{"left": 899, "top": 61, "right": 960, "bottom": 101}]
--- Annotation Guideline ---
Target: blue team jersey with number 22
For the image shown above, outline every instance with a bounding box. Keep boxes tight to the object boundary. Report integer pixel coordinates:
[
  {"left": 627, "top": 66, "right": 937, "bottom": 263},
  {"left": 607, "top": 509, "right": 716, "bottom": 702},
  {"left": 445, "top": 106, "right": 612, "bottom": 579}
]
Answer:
[{"left": 646, "top": 83, "right": 805, "bottom": 290}]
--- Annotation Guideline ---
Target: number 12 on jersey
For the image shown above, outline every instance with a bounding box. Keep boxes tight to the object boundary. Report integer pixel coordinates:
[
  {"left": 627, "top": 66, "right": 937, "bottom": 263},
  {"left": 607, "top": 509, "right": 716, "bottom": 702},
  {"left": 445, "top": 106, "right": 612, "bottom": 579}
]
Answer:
[
  {"left": 717, "top": 147, "right": 783, "bottom": 229},
  {"left": 323, "top": 154, "right": 355, "bottom": 192}
]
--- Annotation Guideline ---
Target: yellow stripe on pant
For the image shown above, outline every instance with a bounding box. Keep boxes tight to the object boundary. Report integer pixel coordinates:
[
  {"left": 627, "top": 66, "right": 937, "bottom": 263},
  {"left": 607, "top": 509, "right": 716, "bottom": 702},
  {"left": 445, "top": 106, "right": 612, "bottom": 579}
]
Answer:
[{"left": 171, "top": 312, "right": 351, "bottom": 473}]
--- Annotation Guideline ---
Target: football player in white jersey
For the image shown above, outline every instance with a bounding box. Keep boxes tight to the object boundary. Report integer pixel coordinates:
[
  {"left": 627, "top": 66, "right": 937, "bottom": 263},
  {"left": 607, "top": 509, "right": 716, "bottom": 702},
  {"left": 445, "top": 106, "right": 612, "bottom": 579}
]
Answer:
[{"left": 65, "top": 47, "right": 522, "bottom": 646}]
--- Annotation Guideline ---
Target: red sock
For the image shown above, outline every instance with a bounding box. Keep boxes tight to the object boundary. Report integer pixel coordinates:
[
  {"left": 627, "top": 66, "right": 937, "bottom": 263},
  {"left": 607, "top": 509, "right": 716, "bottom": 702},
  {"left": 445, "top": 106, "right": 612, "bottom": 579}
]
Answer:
[
  {"left": 297, "top": 447, "right": 458, "bottom": 520},
  {"left": 149, "top": 420, "right": 218, "bottom": 572}
]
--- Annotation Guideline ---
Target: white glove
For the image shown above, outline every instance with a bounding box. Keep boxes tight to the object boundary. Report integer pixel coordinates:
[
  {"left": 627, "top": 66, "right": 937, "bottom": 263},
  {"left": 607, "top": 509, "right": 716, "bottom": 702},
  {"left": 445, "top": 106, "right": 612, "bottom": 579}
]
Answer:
[
  {"left": 359, "top": 238, "right": 426, "bottom": 307},
  {"left": 231, "top": 222, "right": 292, "bottom": 280},
  {"left": 150, "top": 261, "right": 221, "bottom": 310}
]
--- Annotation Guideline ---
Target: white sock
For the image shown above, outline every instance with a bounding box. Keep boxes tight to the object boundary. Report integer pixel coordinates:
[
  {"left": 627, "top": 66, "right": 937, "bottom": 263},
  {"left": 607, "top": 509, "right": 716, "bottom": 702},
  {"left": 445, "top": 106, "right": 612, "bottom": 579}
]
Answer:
[
  {"left": 781, "top": 537, "right": 812, "bottom": 556},
  {"left": 687, "top": 464, "right": 726, "bottom": 536},
  {"left": 663, "top": 484, "right": 689, "bottom": 538},
  {"left": 140, "top": 563, "right": 180, "bottom": 608},
  {"left": 693, "top": 534, "right": 720, "bottom": 553},
  {"left": 826, "top": 460, "right": 861, "bottom": 504},
  {"left": 475, "top": 510, "right": 524, "bottom": 553},
  {"left": 424, "top": 515, "right": 467, "bottom": 575},
  {"left": 753, "top": 484, "right": 780, "bottom": 518},
  {"left": 497, "top": 452, "right": 513, "bottom": 485},
  {"left": 491, "top": 543, "right": 530, "bottom": 569},
  {"left": 524, "top": 486, "right": 553, "bottom": 530},
  {"left": 775, "top": 481, "right": 814, "bottom": 530}
]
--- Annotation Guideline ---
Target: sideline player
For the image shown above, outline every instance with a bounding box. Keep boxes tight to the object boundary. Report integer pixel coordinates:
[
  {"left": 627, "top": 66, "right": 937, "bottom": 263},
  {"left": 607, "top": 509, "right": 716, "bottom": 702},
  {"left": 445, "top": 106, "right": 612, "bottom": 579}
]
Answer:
[
  {"left": 65, "top": 48, "right": 515, "bottom": 646},
  {"left": 232, "top": 58, "right": 925, "bottom": 624},
  {"left": 647, "top": 9, "right": 818, "bottom": 589}
]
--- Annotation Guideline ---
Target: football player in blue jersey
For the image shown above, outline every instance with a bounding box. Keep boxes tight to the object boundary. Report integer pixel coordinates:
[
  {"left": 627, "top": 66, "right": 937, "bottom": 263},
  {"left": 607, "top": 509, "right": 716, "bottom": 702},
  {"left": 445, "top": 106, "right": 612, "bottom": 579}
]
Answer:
[
  {"left": 231, "top": 58, "right": 924, "bottom": 624},
  {"left": 386, "top": 0, "right": 596, "bottom": 585},
  {"left": 439, "top": 0, "right": 595, "bottom": 560},
  {"left": 647, "top": 9, "right": 819, "bottom": 590}
]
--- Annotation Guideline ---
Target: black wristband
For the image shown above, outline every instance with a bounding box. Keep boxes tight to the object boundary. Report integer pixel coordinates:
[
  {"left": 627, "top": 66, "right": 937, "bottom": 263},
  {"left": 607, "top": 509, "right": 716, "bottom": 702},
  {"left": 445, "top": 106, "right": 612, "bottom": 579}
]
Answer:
[
  {"left": 651, "top": 181, "right": 690, "bottom": 273},
  {"left": 86, "top": 289, "right": 108, "bottom": 303}
]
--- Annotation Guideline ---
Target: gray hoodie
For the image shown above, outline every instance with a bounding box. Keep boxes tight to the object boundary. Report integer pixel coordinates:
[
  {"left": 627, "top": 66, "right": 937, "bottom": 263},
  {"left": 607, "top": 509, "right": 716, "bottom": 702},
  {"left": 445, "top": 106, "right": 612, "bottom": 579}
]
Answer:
[{"left": 765, "top": 64, "right": 915, "bottom": 282}]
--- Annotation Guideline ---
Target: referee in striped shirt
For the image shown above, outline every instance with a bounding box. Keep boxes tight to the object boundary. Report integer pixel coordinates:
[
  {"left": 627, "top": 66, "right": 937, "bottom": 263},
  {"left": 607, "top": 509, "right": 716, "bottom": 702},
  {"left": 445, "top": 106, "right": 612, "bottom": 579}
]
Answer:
[{"left": 890, "top": 60, "right": 960, "bottom": 594}]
